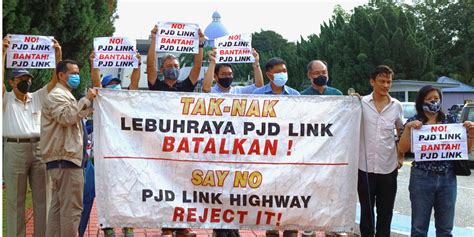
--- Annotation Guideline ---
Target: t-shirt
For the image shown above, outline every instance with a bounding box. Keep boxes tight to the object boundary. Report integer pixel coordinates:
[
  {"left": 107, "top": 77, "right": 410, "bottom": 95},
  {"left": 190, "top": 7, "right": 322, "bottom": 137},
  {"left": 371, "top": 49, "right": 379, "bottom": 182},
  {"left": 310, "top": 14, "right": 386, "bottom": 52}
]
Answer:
[
  {"left": 210, "top": 84, "right": 257, "bottom": 94},
  {"left": 148, "top": 77, "right": 196, "bottom": 92},
  {"left": 300, "top": 86, "right": 343, "bottom": 95}
]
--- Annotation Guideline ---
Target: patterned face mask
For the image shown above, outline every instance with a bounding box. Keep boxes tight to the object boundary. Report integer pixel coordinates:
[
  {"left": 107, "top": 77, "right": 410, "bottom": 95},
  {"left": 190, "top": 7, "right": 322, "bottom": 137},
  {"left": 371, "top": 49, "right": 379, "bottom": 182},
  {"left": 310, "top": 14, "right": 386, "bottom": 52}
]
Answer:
[{"left": 422, "top": 100, "right": 441, "bottom": 113}]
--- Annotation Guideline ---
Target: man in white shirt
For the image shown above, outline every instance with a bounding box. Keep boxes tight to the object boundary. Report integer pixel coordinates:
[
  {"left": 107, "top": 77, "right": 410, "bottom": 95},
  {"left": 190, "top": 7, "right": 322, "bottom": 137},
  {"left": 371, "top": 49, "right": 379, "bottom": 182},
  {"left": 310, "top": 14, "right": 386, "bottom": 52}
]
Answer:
[
  {"left": 2, "top": 36, "right": 61, "bottom": 237},
  {"left": 357, "top": 65, "right": 403, "bottom": 237}
]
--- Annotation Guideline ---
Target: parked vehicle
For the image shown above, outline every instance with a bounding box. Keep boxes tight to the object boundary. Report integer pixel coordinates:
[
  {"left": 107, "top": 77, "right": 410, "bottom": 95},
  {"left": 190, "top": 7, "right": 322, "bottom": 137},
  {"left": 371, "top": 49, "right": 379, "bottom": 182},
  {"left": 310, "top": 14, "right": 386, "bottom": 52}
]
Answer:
[
  {"left": 401, "top": 102, "right": 416, "bottom": 124},
  {"left": 460, "top": 103, "right": 474, "bottom": 166}
]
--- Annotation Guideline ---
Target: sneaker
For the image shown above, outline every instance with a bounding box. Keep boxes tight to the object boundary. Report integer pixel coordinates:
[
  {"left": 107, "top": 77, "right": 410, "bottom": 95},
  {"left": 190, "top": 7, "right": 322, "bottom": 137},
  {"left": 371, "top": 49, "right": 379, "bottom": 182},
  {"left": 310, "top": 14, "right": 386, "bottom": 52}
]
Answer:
[
  {"left": 176, "top": 228, "right": 196, "bottom": 237},
  {"left": 103, "top": 228, "right": 116, "bottom": 237},
  {"left": 122, "top": 227, "right": 134, "bottom": 237},
  {"left": 283, "top": 230, "right": 298, "bottom": 237},
  {"left": 302, "top": 231, "right": 315, "bottom": 237},
  {"left": 162, "top": 229, "right": 174, "bottom": 237},
  {"left": 266, "top": 230, "right": 279, "bottom": 237}
]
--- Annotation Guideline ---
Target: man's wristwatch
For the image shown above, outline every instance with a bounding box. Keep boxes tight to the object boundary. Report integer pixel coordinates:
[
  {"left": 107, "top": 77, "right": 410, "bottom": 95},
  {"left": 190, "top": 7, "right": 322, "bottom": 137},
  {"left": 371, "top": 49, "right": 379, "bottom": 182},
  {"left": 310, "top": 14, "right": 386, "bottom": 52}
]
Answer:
[{"left": 199, "top": 42, "right": 205, "bottom": 48}]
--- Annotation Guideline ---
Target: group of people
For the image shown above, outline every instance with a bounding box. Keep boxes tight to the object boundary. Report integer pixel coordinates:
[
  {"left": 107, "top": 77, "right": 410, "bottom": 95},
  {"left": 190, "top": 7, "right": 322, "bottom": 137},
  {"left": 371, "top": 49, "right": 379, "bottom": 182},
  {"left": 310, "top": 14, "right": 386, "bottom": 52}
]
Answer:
[{"left": 2, "top": 23, "right": 474, "bottom": 237}]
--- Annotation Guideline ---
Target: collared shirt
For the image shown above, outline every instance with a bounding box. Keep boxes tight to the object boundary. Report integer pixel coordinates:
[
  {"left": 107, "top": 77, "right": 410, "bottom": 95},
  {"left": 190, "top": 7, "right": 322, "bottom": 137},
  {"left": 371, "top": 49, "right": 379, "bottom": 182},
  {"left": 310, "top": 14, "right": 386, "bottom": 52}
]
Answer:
[
  {"left": 210, "top": 84, "right": 257, "bottom": 94},
  {"left": 252, "top": 83, "right": 300, "bottom": 95},
  {"left": 148, "top": 77, "right": 196, "bottom": 92},
  {"left": 300, "top": 86, "right": 343, "bottom": 95},
  {"left": 2, "top": 85, "right": 48, "bottom": 138},
  {"left": 359, "top": 93, "right": 403, "bottom": 174}
]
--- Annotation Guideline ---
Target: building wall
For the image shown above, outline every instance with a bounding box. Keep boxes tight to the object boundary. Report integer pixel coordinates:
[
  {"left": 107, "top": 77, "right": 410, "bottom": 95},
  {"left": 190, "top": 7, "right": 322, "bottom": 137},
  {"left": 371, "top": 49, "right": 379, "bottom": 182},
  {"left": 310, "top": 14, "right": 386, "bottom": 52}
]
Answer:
[{"left": 442, "top": 93, "right": 474, "bottom": 111}]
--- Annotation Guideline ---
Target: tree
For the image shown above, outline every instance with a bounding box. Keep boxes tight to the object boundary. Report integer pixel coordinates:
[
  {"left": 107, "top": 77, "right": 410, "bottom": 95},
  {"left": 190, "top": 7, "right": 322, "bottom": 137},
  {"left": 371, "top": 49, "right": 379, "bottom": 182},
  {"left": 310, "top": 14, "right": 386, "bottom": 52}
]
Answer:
[{"left": 3, "top": 0, "right": 118, "bottom": 92}]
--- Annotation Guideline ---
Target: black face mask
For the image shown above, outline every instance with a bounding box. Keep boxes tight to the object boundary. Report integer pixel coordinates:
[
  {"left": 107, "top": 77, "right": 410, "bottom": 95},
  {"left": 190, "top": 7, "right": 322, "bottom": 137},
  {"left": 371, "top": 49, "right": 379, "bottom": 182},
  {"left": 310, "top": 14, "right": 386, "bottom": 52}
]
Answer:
[
  {"left": 313, "top": 75, "right": 328, "bottom": 86},
  {"left": 217, "top": 77, "right": 233, "bottom": 88},
  {"left": 17, "top": 80, "right": 31, "bottom": 94}
]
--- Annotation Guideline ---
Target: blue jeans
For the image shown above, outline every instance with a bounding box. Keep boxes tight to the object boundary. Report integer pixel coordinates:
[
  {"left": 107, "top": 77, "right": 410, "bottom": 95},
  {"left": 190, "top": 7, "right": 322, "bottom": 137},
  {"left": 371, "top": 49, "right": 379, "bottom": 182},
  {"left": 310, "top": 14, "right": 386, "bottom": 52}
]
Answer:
[{"left": 409, "top": 166, "right": 457, "bottom": 237}]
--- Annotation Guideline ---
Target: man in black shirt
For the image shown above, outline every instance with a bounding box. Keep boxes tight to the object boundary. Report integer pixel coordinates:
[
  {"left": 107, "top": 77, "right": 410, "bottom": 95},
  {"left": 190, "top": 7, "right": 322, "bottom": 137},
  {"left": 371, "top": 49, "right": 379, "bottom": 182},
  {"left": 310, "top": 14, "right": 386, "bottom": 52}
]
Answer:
[
  {"left": 147, "top": 25, "right": 205, "bottom": 92},
  {"left": 145, "top": 25, "right": 205, "bottom": 237}
]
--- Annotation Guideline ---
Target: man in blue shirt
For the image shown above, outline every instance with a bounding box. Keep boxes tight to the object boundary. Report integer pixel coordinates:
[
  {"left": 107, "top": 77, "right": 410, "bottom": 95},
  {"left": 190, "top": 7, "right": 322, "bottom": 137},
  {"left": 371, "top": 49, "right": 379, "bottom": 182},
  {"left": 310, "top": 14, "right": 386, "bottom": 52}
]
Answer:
[
  {"left": 253, "top": 57, "right": 298, "bottom": 237},
  {"left": 300, "top": 60, "right": 342, "bottom": 95},
  {"left": 252, "top": 57, "right": 300, "bottom": 95}
]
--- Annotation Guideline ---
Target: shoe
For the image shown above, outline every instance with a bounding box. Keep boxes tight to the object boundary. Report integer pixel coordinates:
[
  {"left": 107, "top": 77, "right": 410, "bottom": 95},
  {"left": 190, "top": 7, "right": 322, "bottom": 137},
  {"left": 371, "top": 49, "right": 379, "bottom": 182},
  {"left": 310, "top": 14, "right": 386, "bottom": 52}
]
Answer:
[
  {"left": 122, "top": 227, "right": 134, "bottom": 237},
  {"left": 103, "top": 228, "right": 116, "bottom": 237},
  {"left": 176, "top": 228, "right": 197, "bottom": 237},
  {"left": 162, "top": 229, "right": 174, "bottom": 237},
  {"left": 283, "top": 230, "right": 298, "bottom": 237},
  {"left": 266, "top": 230, "right": 279, "bottom": 237},
  {"left": 302, "top": 231, "right": 314, "bottom": 237}
]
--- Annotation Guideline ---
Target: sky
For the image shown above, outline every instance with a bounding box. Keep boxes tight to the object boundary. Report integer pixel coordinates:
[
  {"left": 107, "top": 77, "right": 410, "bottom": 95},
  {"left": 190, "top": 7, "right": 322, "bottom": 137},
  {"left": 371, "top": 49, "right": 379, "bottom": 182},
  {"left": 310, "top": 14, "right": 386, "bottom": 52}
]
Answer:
[{"left": 114, "top": 0, "right": 368, "bottom": 43}]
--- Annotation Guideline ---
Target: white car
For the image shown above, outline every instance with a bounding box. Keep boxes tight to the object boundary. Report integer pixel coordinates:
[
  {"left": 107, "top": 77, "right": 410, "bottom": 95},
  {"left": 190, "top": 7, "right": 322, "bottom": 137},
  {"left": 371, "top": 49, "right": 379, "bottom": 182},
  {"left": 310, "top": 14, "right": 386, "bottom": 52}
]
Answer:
[
  {"left": 460, "top": 103, "right": 474, "bottom": 166},
  {"left": 400, "top": 102, "right": 416, "bottom": 124}
]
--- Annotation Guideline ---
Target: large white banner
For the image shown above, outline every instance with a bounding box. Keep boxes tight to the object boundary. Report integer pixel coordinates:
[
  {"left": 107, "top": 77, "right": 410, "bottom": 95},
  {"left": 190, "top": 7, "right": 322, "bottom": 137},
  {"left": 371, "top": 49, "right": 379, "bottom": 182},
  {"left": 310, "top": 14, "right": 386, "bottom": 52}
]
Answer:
[
  {"left": 411, "top": 124, "right": 469, "bottom": 161},
  {"left": 93, "top": 90, "right": 361, "bottom": 232},
  {"left": 6, "top": 34, "right": 55, "bottom": 68}
]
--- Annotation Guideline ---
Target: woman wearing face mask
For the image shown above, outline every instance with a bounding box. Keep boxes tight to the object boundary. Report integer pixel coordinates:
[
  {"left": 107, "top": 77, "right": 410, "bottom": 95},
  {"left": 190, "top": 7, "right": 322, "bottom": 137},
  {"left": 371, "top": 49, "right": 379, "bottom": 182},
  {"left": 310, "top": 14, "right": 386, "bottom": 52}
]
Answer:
[{"left": 398, "top": 85, "right": 474, "bottom": 236}]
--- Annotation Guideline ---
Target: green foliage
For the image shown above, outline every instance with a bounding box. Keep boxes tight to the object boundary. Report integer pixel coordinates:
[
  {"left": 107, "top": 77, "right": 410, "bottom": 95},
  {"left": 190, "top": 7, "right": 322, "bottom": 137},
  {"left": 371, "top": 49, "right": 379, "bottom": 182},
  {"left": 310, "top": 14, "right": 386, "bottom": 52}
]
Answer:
[{"left": 3, "top": 0, "right": 118, "bottom": 93}]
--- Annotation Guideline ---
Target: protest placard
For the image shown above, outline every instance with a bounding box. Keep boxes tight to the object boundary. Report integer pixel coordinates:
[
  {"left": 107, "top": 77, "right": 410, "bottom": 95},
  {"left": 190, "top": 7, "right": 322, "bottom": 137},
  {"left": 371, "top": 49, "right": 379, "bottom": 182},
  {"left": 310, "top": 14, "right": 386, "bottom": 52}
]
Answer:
[
  {"left": 411, "top": 124, "right": 469, "bottom": 161},
  {"left": 93, "top": 37, "right": 138, "bottom": 68},
  {"left": 215, "top": 33, "right": 254, "bottom": 64},
  {"left": 6, "top": 34, "right": 55, "bottom": 68},
  {"left": 156, "top": 22, "right": 199, "bottom": 54},
  {"left": 94, "top": 90, "right": 361, "bottom": 232}
]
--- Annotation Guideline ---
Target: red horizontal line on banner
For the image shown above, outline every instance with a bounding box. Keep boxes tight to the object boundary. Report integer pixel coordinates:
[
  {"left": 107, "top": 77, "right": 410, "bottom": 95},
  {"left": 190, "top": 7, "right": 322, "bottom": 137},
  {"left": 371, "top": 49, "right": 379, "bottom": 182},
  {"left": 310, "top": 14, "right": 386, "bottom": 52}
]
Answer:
[{"left": 103, "top": 156, "right": 349, "bottom": 166}]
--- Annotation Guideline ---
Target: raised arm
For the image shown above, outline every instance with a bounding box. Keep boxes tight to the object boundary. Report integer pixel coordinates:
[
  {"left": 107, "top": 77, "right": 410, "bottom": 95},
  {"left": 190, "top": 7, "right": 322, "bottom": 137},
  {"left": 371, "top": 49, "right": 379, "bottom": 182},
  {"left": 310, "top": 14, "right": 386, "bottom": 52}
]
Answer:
[
  {"left": 47, "top": 39, "right": 61, "bottom": 92},
  {"left": 89, "top": 51, "right": 101, "bottom": 88},
  {"left": 146, "top": 25, "right": 158, "bottom": 86},
  {"left": 202, "top": 48, "right": 216, "bottom": 93},
  {"left": 129, "top": 52, "right": 141, "bottom": 90},
  {"left": 188, "top": 28, "right": 205, "bottom": 85},
  {"left": 2, "top": 36, "right": 9, "bottom": 96},
  {"left": 252, "top": 48, "right": 263, "bottom": 87}
]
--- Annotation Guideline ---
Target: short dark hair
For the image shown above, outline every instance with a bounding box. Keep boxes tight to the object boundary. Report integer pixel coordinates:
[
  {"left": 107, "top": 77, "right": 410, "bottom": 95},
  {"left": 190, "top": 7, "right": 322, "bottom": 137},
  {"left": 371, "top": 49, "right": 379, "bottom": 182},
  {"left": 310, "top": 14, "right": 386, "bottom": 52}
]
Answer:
[
  {"left": 56, "top": 59, "right": 79, "bottom": 76},
  {"left": 214, "top": 63, "right": 233, "bottom": 75},
  {"left": 306, "top": 60, "right": 328, "bottom": 72},
  {"left": 415, "top": 85, "right": 445, "bottom": 123},
  {"left": 265, "top": 57, "right": 286, "bottom": 72},
  {"left": 370, "top": 65, "right": 394, "bottom": 80}
]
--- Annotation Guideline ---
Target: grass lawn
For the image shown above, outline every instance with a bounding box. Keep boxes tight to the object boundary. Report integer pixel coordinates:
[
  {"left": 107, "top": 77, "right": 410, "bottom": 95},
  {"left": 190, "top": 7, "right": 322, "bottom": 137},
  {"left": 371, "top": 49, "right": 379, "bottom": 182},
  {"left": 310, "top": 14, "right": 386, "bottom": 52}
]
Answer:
[{"left": 2, "top": 184, "right": 33, "bottom": 236}]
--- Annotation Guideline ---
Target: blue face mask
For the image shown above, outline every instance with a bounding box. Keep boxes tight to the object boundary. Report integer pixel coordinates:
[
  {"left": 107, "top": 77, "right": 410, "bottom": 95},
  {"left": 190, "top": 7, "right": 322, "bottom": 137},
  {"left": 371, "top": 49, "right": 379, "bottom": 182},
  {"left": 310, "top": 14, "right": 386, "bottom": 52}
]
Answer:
[
  {"left": 422, "top": 100, "right": 441, "bottom": 113},
  {"left": 67, "top": 74, "right": 80, "bottom": 89},
  {"left": 107, "top": 84, "right": 121, "bottom": 90},
  {"left": 272, "top": 72, "right": 288, "bottom": 87},
  {"left": 163, "top": 68, "right": 179, "bottom": 80}
]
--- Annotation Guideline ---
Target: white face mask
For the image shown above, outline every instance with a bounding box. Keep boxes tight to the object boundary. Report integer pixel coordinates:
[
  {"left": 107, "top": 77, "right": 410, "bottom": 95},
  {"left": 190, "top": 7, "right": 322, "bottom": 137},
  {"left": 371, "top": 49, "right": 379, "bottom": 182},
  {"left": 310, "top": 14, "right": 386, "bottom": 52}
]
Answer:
[{"left": 272, "top": 72, "right": 288, "bottom": 87}]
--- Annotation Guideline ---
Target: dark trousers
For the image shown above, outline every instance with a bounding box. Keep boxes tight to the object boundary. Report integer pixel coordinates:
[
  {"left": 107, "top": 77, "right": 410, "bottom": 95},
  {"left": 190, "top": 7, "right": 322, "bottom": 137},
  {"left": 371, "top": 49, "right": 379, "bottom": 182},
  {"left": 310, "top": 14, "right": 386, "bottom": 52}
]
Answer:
[{"left": 357, "top": 169, "right": 398, "bottom": 237}]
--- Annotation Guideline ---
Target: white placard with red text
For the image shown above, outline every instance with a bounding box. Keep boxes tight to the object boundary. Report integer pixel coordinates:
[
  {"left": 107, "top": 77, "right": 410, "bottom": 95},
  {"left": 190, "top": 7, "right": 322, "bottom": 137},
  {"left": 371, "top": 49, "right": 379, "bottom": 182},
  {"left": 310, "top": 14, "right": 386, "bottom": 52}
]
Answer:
[
  {"left": 93, "top": 37, "right": 138, "bottom": 68},
  {"left": 411, "top": 124, "right": 469, "bottom": 161},
  {"left": 215, "top": 33, "right": 254, "bottom": 64},
  {"left": 93, "top": 90, "right": 361, "bottom": 232},
  {"left": 156, "top": 22, "right": 199, "bottom": 54},
  {"left": 6, "top": 34, "right": 55, "bottom": 68}
]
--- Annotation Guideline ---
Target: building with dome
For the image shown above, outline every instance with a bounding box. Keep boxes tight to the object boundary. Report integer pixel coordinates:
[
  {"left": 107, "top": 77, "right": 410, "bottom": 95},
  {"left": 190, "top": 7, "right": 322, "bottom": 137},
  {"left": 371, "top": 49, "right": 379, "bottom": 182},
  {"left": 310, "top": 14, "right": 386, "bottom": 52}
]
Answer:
[{"left": 204, "top": 11, "right": 229, "bottom": 47}]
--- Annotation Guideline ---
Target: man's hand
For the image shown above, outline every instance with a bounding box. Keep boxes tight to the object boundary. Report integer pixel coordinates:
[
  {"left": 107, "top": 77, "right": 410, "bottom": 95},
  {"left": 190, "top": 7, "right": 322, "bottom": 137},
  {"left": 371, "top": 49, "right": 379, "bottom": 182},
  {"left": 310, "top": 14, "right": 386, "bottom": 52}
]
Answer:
[
  {"left": 207, "top": 48, "right": 216, "bottom": 62},
  {"left": 151, "top": 25, "right": 158, "bottom": 39},
  {"left": 136, "top": 51, "right": 142, "bottom": 62},
  {"left": 89, "top": 51, "right": 96, "bottom": 68},
  {"left": 198, "top": 28, "right": 206, "bottom": 44},
  {"left": 3, "top": 37, "right": 10, "bottom": 57},
  {"left": 86, "top": 88, "right": 98, "bottom": 101},
  {"left": 464, "top": 121, "right": 474, "bottom": 137},
  {"left": 252, "top": 48, "right": 260, "bottom": 63},
  {"left": 52, "top": 38, "right": 62, "bottom": 62}
]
